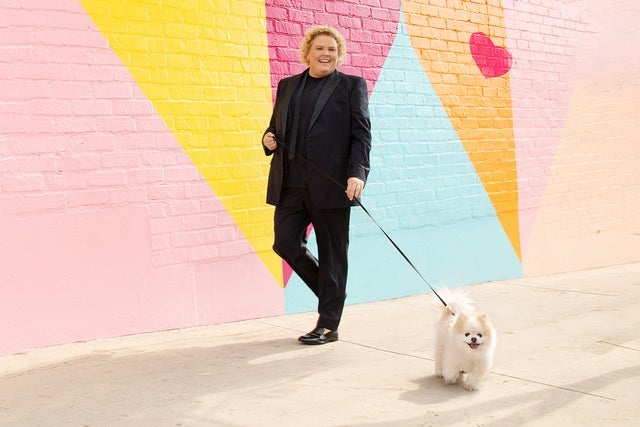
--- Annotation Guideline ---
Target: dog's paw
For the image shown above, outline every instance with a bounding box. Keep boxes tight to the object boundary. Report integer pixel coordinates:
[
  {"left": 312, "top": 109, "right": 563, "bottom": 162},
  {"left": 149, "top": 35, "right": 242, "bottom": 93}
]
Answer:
[
  {"left": 442, "top": 375, "right": 459, "bottom": 384},
  {"left": 464, "top": 382, "right": 480, "bottom": 391}
]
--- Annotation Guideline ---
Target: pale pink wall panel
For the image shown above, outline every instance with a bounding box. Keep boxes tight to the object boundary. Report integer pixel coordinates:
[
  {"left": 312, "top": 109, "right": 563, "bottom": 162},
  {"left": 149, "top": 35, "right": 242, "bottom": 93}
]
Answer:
[
  {"left": 194, "top": 258, "right": 285, "bottom": 324},
  {"left": 523, "top": 0, "right": 640, "bottom": 275},
  {"left": 0, "top": 207, "right": 161, "bottom": 352},
  {"left": 0, "top": 4, "right": 283, "bottom": 355},
  {"left": 503, "top": 1, "right": 584, "bottom": 255}
]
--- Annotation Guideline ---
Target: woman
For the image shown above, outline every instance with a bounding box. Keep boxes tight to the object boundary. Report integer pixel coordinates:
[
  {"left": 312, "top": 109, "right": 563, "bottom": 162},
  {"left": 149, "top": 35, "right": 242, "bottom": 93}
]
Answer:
[{"left": 262, "top": 25, "right": 372, "bottom": 345}]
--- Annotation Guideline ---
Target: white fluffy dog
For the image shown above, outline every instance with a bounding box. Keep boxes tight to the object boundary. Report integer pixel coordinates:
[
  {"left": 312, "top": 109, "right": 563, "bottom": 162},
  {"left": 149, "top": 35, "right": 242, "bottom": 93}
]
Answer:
[{"left": 434, "top": 287, "right": 496, "bottom": 391}]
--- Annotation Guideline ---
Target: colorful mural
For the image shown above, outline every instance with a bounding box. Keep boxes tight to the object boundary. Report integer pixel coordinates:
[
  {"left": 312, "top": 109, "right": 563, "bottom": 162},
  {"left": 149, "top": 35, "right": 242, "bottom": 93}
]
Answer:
[
  {"left": 404, "top": 0, "right": 520, "bottom": 259},
  {"left": 0, "top": 0, "right": 638, "bottom": 355},
  {"left": 285, "top": 14, "right": 521, "bottom": 314}
]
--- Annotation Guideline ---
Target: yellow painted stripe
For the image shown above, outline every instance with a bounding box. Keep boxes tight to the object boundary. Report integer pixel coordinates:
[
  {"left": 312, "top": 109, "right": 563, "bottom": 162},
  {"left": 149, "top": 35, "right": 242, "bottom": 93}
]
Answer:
[{"left": 80, "top": 0, "right": 282, "bottom": 281}]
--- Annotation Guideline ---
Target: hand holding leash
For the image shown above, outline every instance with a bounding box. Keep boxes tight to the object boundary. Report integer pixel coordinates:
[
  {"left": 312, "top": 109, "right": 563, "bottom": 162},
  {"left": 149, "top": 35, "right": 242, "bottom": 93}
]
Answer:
[
  {"left": 346, "top": 177, "right": 364, "bottom": 201},
  {"left": 271, "top": 137, "right": 448, "bottom": 308}
]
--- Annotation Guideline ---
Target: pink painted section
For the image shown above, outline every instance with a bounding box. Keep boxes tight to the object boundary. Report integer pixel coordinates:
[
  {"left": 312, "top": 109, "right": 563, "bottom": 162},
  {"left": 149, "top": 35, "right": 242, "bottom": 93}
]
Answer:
[
  {"left": 265, "top": 0, "right": 401, "bottom": 97},
  {"left": 0, "top": 207, "right": 163, "bottom": 346},
  {"left": 0, "top": 2, "right": 283, "bottom": 355},
  {"left": 503, "top": 1, "right": 584, "bottom": 256},
  {"left": 523, "top": 0, "right": 640, "bottom": 275}
]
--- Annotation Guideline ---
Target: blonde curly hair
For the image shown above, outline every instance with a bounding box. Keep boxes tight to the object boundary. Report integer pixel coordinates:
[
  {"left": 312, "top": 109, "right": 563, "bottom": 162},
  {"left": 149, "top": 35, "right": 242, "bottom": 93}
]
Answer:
[{"left": 299, "top": 25, "right": 346, "bottom": 66}]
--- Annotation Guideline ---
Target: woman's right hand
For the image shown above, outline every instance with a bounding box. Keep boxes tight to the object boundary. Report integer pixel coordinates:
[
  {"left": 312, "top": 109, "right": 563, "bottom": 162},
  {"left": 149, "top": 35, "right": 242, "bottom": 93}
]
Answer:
[{"left": 263, "top": 132, "right": 277, "bottom": 151}]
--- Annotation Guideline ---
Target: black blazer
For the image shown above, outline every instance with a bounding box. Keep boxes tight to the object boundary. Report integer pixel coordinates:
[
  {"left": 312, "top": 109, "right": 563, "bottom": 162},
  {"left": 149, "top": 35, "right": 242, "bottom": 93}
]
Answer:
[{"left": 263, "top": 69, "right": 371, "bottom": 209}]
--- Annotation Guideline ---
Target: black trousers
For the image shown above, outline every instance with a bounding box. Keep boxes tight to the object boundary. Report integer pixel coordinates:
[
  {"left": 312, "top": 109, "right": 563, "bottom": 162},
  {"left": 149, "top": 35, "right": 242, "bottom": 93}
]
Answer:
[{"left": 273, "top": 187, "right": 350, "bottom": 331}]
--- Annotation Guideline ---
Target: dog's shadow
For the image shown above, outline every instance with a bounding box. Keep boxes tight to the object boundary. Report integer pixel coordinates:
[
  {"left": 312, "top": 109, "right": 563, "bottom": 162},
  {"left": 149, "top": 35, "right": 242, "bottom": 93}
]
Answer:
[
  {"left": 402, "top": 374, "right": 472, "bottom": 404},
  {"left": 402, "top": 365, "right": 640, "bottom": 426}
]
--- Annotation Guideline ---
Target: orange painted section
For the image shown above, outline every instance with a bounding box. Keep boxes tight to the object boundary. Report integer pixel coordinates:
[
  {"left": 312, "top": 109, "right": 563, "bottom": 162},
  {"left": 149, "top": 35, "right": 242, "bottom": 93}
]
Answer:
[{"left": 403, "top": 0, "right": 520, "bottom": 258}]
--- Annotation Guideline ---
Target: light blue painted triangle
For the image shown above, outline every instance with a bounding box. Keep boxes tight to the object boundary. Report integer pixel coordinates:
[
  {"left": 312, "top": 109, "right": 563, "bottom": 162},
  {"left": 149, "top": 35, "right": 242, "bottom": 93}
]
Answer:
[{"left": 285, "top": 15, "right": 522, "bottom": 315}]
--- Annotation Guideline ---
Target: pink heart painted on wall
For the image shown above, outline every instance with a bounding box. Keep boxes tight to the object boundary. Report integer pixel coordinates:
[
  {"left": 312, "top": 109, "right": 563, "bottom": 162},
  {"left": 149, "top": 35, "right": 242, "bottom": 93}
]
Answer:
[{"left": 469, "top": 32, "right": 512, "bottom": 78}]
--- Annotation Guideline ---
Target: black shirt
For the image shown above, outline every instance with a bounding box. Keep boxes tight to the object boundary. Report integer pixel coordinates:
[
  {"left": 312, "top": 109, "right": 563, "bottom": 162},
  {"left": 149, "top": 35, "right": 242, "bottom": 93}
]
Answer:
[{"left": 285, "top": 73, "right": 328, "bottom": 187}]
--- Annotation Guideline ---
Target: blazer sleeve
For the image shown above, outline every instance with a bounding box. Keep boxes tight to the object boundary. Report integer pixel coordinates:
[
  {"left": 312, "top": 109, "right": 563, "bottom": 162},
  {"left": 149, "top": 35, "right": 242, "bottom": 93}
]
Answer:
[
  {"left": 348, "top": 76, "right": 372, "bottom": 182},
  {"left": 262, "top": 79, "right": 286, "bottom": 156}
]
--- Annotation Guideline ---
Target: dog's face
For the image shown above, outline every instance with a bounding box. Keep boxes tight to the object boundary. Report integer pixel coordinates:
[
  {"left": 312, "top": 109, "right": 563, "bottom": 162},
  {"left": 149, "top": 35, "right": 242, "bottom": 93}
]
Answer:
[{"left": 453, "top": 312, "right": 495, "bottom": 352}]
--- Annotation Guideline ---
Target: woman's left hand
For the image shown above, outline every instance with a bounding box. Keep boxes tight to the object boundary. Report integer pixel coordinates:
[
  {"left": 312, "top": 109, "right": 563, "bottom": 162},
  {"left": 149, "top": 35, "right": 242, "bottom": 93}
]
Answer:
[{"left": 346, "top": 177, "right": 365, "bottom": 201}]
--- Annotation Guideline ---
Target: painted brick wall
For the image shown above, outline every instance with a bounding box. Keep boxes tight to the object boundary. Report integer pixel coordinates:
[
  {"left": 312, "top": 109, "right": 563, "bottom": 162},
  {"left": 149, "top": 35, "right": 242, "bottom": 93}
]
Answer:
[
  {"left": 0, "top": 0, "right": 283, "bottom": 356},
  {"left": 0, "top": 0, "right": 638, "bottom": 355}
]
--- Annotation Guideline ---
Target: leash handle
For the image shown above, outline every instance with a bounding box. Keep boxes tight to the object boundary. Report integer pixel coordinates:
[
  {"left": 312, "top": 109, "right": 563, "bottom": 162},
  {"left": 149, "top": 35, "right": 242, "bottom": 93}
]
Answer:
[{"left": 269, "top": 137, "right": 448, "bottom": 308}]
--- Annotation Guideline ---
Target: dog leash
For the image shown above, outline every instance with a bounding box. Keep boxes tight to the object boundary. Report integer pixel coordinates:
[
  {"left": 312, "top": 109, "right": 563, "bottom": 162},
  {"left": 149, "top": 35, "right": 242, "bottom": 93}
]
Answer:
[{"left": 271, "top": 138, "right": 448, "bottom": 308}]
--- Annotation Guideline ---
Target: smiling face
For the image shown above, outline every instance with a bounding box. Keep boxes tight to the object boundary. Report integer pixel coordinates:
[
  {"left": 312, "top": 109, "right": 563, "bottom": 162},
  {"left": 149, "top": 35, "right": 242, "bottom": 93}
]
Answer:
[{"left": 306, "top": 34, "right": 338, "bottom": 78}]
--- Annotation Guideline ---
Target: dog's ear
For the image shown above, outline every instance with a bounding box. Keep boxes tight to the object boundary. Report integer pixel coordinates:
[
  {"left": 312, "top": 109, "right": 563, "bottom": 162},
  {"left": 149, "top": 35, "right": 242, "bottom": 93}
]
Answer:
[
  {"left": 477, "top": 313, "right": 492, "bottom": 325},
  {"left": 478, "top": 312, "right": 495, "bottom": 333}
]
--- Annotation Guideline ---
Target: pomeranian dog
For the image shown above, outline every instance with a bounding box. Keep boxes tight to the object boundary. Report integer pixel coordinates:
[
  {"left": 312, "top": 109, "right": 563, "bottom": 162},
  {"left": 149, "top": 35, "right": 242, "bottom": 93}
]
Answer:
[{"left": 433, "top": 287, "right": 496, "bottom": 391}]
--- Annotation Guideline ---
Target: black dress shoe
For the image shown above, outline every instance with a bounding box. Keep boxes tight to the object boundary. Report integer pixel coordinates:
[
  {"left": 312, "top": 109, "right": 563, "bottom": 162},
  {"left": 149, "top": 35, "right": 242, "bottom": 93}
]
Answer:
[{"left": 298, "top": 327, "right": 339, "bottom": 345}]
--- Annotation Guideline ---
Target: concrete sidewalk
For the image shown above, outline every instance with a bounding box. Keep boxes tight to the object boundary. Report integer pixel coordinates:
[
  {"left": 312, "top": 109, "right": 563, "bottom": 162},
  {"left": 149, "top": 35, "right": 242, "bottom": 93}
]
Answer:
[{"left": 1, "top": 263, "right": 638, "bottom": 426}]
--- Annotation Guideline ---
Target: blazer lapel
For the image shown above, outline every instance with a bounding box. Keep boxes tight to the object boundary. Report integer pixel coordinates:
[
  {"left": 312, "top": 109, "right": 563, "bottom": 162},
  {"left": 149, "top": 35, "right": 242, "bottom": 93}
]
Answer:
[
  {"left": 279, "top": 73, "right": 303, "bottom": 139},
  {"left": 308, "top": 70, "right": 341, "bottom": 131}
]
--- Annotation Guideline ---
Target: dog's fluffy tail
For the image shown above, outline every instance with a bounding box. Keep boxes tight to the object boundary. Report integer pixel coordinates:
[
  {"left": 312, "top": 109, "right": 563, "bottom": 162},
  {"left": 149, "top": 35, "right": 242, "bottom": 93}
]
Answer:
[{"left": 433, "top": 287, "right": 474, "bottom": 317}]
